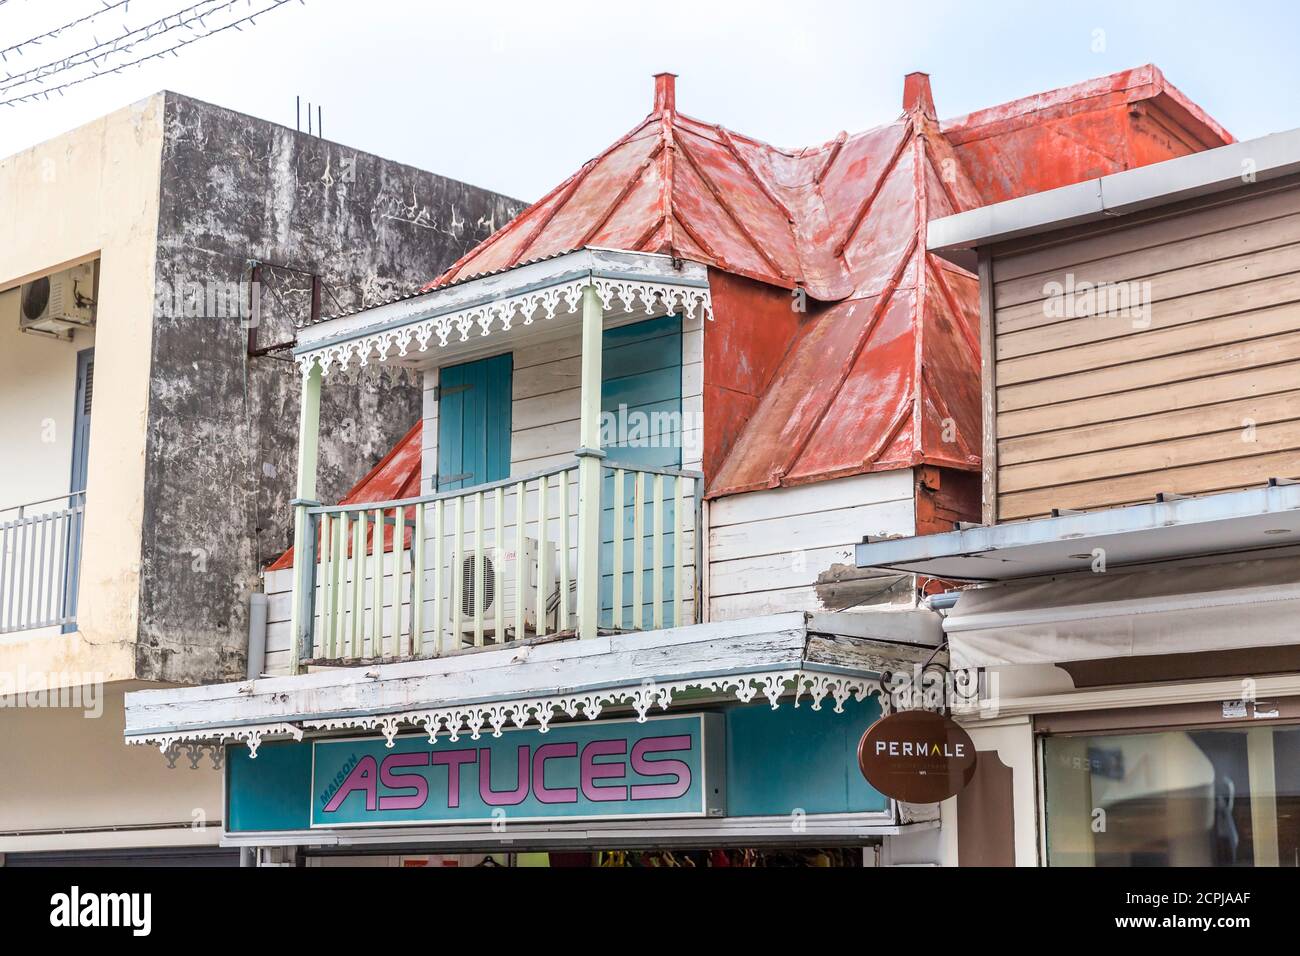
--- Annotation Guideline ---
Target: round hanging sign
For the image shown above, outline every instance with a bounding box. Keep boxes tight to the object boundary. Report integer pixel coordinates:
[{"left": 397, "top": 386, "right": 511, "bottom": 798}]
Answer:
[{"left": 857, "top": 710, "right": 977, "bottom": 804}]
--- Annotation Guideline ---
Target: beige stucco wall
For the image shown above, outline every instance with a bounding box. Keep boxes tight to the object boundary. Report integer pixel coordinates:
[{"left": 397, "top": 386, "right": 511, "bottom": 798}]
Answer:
[
  {"left": 0, "top": 94, "right": 165, "bottom": 686},
  {"left": 0, "top": 684, "right": 223, "bottom": 850}
]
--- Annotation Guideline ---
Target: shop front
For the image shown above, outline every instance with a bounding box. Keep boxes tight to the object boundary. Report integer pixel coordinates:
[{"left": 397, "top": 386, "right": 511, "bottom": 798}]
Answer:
[
  {"left": 856, "top": 486, "right": 1300, "bottom": 867},
  {"left": 221, "top": 697, "right": 909, "bottom": 867},
  {"left": 125, "top": 612, "right": 943, "bottom": 867},
  {"left": 1039, "top": 705, "right": 1300, "bottom": 867}
]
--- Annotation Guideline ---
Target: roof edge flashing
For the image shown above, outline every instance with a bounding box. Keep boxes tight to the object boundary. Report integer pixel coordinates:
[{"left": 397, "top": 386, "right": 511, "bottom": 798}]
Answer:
[{"left": 855, "top": 484, "right": 1300, "bottom": 582}]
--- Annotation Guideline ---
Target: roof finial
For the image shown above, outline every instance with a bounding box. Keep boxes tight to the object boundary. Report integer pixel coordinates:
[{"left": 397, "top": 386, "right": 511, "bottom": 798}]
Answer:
[
  {"left": 654, "top": 72, "right": 678, "bottom": 114},
  {"left": 903, "top": 71, "right": 936, "bottom": 119}
]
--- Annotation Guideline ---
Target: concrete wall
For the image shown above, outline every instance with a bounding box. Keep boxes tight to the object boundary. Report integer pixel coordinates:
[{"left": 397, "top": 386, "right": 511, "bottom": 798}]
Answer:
[
  {"left": 138, "top": 93, "right": 525, "bottom": 683},
  {"left": 0, "top": 95, "right": 166, "bottom": 685}
]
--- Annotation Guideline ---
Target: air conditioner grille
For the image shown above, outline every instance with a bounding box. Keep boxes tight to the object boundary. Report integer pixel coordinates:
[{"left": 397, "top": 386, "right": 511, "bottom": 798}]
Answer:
[
  {"left": 22, "top": 277, "right": 50, "bottom": 321},
  {"left": 461, "top": 554, "right": 495, "bottom": 614}
]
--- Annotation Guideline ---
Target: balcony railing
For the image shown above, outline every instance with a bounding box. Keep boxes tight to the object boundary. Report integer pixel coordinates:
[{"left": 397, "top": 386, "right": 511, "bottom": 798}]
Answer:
[
  {"left": 0, "top": 490, "right": 85, "bottom": 634},
  {"left": 292, "top": 461, "right": 701, "bottom": 667}
]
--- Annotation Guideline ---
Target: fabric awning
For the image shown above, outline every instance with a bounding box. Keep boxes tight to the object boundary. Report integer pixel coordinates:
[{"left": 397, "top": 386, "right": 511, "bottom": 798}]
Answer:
[{"left": 945, "top": 554, "right": 1300, "bottom": 669}]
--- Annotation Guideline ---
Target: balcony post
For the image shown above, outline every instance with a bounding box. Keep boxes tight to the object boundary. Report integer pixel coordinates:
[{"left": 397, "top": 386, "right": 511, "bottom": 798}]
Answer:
[
  {"left": 288, "top": 361, "right": 323, "bottom": 673},
  {"left": 575, "top": 283, "right": 605, "bottom": 639}
]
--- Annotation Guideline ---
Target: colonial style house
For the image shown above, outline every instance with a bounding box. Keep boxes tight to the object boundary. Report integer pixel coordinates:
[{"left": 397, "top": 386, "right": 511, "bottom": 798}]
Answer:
[{"left": 122, "top": 66, "right": 1231, "bottom": 866}]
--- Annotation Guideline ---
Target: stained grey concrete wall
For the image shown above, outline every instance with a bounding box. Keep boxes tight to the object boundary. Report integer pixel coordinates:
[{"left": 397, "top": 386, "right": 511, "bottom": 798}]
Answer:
[{"left": 139, "top": 92, "right": 524, "bottom": 683}]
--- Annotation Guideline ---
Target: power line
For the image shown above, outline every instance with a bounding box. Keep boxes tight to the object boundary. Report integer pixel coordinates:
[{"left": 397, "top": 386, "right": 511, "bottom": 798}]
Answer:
[
  {"left": 0, "top": 0, "right": 238, "bottom": 95},
  {"left": 1, "top": 0, "right": 135, "bottom": 61},
  {"left": 1, "top": 0, "right": 300, "bottom": 107}
]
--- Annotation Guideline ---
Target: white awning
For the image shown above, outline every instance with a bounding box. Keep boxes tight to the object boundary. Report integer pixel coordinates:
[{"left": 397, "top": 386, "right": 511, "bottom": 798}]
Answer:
[
  {"left": 855, "top": 483, "right": 1300, "bottom": 582},
  {"left": 124, "top": 611, "right": 940, "bottom": 755},
  {"left": 294, "top": 247, "right": 713, "bottom": 379},
  {"left": 945, "top": 554, "right": 1300, "bottom": 669}
]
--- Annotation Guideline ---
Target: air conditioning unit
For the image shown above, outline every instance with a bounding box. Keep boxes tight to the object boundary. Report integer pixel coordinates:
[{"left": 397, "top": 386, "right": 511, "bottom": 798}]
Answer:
[
  {"left": 19, "top": 262, "right": 97, "bottom": 338},
  {"left": 456, "top": 538, "right": 559, "bottom": 646}
]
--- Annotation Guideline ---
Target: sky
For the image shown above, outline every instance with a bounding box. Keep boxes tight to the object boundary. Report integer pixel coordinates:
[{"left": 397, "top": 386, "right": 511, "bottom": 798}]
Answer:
[{"left": 1, "top": 0, "right": 1298, "bottom": 203}]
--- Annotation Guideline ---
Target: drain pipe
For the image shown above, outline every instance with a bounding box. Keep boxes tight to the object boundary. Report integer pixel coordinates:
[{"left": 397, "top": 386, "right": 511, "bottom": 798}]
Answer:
[
  {"left": 246, "top": 591, "right": 268, "bottom": 680},
  {"left": 241, "top": 591, "right": 269, "bottom": 869}
]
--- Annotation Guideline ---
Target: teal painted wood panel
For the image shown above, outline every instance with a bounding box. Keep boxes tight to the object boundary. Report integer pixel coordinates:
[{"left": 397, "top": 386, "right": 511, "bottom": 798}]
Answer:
[
  {"left": 600, "top": 314, "right": 682, "bottom": 471},
  {"left": 226, "top": 740, "right": 312, "bottom": 832},
  {"left": 725, "top": 695, "right": 888, "bottom": 816},
  {"left": 599, "top": 316, "right": 682, "bottom": 626},
  {"left": 437, "top": 352, "right": 512, "bottom": 491}
]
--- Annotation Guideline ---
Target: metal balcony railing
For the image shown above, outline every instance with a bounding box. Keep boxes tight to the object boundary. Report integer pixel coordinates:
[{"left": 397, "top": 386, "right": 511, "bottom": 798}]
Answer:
[
  {"left": 291, "top": 461, "right": 701, "bottom": 667},
  {"left": 0, "top": 490, "right": 85, "bottom": 634}
]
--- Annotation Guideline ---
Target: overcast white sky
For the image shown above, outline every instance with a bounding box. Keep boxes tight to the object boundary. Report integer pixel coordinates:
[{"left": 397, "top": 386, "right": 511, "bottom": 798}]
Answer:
[{"left": 1, "top": 0, "right": 1297, "bottom": 202}]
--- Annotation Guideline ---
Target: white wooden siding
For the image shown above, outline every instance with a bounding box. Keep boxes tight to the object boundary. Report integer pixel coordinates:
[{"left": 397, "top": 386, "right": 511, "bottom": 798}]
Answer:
[
  {"left": 421, "top": 368, "right": 438, "bottom": 494},
  {"left": 706, "top": 470, "right": 916, "bottom": 621}
]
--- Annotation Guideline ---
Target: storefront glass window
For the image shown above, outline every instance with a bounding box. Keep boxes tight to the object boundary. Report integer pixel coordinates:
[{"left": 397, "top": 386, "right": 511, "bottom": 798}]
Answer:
[{"left": 1043, "top": 725, "right": 1300, "bottom": 866}]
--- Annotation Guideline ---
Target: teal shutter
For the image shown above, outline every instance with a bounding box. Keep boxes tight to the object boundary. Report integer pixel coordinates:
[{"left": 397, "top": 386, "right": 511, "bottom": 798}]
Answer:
[
  {"left": 599, "top": 313, "right": 683, "bottom": 469},
  {"left": 437, "top": 353, "right": 513, "bottom": 491},
  {"left": 598, "top": 315, "right": 683, "bottom": 628}
]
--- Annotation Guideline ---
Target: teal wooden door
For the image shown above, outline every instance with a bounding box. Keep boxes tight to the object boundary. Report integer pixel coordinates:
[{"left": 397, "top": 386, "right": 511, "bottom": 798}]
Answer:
[
  {"left": 600, "top": 314, "right": 683, "bottom": 470},
  {"left": 598, "top": 315, "right": 683, "bottom": 627},
  {"left": 436, "top": 353, "right": 513, "bottom": 491}
]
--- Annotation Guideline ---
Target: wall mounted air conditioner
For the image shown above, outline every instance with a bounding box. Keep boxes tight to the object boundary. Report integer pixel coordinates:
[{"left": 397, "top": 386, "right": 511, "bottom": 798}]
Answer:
[
  {"left": 19, "top": 262, "right": 97, "bottom": 338},
  {"left": 456, "top": 537, "right": 559, "bottom": 646}
]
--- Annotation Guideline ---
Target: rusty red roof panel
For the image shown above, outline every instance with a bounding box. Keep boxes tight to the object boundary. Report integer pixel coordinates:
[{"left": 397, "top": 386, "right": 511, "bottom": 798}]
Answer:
[
  {"left": 337, "top": 65, "right": 1229, "bottom": 513},
  {"left": 266, "top": 421, "right": 422, "bottom": 572}
]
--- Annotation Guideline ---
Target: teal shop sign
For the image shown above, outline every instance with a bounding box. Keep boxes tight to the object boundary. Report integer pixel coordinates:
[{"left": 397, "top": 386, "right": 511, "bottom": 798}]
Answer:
[{"left": 310, "top": 714, "right": 725, "bottom": 828}]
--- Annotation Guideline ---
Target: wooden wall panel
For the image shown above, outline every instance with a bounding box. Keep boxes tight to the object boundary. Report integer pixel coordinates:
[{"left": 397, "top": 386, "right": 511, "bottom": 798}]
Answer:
[{"left": 987, "top": 178, "right": 1300, "bottom": 520}]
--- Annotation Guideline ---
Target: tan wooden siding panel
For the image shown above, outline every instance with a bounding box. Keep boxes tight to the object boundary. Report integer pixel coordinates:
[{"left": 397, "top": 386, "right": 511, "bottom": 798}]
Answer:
[
  {"left": 998, "top": 449, "right": 1300, "bottom": 520},
  {"left": 993, "top": 180, "right": 1300, "bottom": 284},
  {"left": 996, "top": 270, "right": 1300, "bottom": 362},
  {"left": 999, "top": 418, "right": 1300, "bottom": 494},
  {"left": 997, "top": 360, "right": 1300, "bottom": 439},
  {"left": 995, "top": 241, "right": 1300, "bottom": 336},
  {"left": 997, "top": 330, "right": 1300, "bottom": 413},
  {"left": 994, "top": 206, "right": 1300, "bottom": 310},
  {"left": 999, "top": 391, "right": 1300, "bottom": 465},
  {"left": 997, "top": 301, "right": 1300, "bottom": 386}
]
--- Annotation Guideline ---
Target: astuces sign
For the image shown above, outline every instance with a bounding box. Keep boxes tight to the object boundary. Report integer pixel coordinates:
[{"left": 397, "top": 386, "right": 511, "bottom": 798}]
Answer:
[
  {"left": 311, "top": 714, "right": 725, "bottom": 827},
  {"left": 856, "top": 710, "right": 977, "bottom": 804}
]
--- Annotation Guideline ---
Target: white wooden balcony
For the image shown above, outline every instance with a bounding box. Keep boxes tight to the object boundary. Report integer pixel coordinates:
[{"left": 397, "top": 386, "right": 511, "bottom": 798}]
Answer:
[
  {"left": 292, "top": 458, "right": 700, "bottom": 666},
  {"left": 283, "top": 248, "right": 711, "bottom": 672}
]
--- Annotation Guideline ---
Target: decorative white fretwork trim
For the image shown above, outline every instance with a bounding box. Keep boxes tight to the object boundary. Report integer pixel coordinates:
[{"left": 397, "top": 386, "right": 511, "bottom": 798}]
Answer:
[
  {"left": 126, "top": 722, "right": 304, "bottom": 759},
  {"left": 125, "top": 670, "right": 884, "bottom": 759},
  {"left": 305, "top": 669, "right": 886, "bottom": 748},
  {"left": 296, "top": 277, "right": 713, "bottom": 379}
]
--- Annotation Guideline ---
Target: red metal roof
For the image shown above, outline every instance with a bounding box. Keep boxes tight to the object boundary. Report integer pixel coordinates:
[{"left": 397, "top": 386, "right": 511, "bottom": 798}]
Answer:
[
  {"left": 420, "top": 66, "right": 1229, "bottom": 498},
  {"left": 266, "top": 422, "right": 422, "bottom": 572},
  {"left": 283, "top": 66, "right": 1229, "bottom": 553}
]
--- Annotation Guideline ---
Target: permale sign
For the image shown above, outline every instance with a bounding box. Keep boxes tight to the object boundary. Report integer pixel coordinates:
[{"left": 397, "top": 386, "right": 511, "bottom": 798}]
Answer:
[
  {"left": 856, "top": 710, "right": 977, "bottom": 804},
  {"left": 311, "top": 713, "right": 725, "bottom": 827}
]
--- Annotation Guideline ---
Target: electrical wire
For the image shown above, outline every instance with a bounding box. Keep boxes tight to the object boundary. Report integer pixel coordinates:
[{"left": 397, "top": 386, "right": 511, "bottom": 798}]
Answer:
[
  {"left": 1, "top": 0, "right": 299, "bottom": 107},
  {"left": 1, "top": 0, "right": 135, "bottom": 61},
  {"left": 0, "top": 0, "right": 236, "bottom": 95}
]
